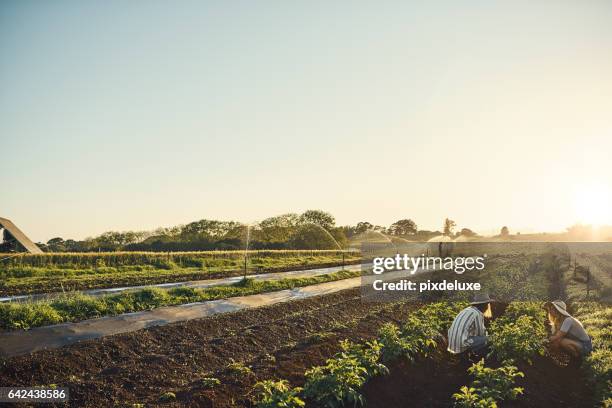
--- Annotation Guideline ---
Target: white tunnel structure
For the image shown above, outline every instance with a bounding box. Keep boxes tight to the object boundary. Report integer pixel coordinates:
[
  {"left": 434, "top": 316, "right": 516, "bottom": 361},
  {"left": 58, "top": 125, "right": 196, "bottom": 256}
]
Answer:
[{"left": 0, "top": 217, "right": 43, "bottom": 254}]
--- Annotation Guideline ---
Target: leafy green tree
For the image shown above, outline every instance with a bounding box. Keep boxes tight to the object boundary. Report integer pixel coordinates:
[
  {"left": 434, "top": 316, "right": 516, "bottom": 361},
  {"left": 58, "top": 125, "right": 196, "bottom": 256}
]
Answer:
[
  {"left": 355, "top": 222, "right": 374, "bottom": 234},
  {"left": 388, "top": 219, "right": 417, "bottom": 236},
  {"left": 259, "top": 214, "right": 300, "bottom": 245},
  {"left": 46, "top": 237, "right": 66, "bottom": 252},
  {"left": 299, "top": 210, "right": 336, "bottom": 230},
  {"left": 288, "top": 224, "right": 340, "bottom": 249}
]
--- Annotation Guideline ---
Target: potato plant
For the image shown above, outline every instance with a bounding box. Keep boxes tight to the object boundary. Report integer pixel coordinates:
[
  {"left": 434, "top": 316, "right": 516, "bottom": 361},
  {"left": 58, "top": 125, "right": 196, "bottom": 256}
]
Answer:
[
  {"left": 452, "top": 386, "right": 497, "bottom": 408},
  {"left": 377, "top": 323, "right": 414, "bottom": 363},
  {"left": 453, "top": 360, "right": 524, "bottom": 407},
  {"left": 303, "top": 339, "right": 388, "bottom": 407},
  {"left": 377, "top": 302, "right": 465, "bottom": 363},
  {"left": 489, "top": 304, "right": 546, "bottom": 364},
  {"left": 253, "top": 380, "right": 304, "bottom": 408},
  {"left": 573, "top": 302, "right": 612, "bottom": 406},
  {"left": 468, "top": 360, "right": 524, "bottom": 401},
  {"left": 303, "top": 351, "right": 370, "bottom": 407}
]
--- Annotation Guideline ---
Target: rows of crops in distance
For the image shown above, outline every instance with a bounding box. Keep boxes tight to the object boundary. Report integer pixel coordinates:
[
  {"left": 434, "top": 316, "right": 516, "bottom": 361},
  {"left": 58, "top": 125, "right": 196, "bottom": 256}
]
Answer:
[
  {"left": 0, "top": 251, "right": 361, "bottom": 295},
  {"left": 0, "top": 250, "right": 357, "bottom": 268},
  {"left": 476, "top": 253, "right": 552, "bottom": 302},
  {"left": 0, "top": 270, "right": 360, "bottom": 331},
  {"left": 565, "top": 254, "right": 612, "bottom": 302}
]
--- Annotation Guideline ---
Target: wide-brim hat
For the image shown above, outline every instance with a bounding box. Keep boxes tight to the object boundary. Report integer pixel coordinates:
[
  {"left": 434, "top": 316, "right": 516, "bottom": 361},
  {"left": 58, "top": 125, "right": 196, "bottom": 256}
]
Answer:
[
  {"left": 550, "top": 300, "right": 571, "bottom": 317},
  {"left": 471, "top": 293, "right": 493, "bottom": 305}
]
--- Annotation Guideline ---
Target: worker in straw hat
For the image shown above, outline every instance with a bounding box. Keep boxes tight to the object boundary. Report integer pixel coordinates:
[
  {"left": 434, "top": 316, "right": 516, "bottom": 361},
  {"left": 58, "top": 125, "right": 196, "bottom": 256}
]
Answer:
[
  {"left": 447, "top": 293, "right": 493, "bottom": 356},
  {"left": 544, "top": 300, "right": 592, "bottom": 366}
]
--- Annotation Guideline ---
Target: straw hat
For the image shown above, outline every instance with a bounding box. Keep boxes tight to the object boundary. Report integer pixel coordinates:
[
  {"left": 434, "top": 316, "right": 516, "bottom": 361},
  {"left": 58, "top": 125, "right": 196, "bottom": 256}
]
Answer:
[
  {"left": 550, "top": 300, "right": 571, "bottom": 317},
  {"left": 470, "top": 293, "right": 493, "bottom": 305}
]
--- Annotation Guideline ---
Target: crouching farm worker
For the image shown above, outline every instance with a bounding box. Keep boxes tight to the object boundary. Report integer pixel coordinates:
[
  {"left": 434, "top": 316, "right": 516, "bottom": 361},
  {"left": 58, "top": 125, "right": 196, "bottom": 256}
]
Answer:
[
  {"left": 544, "top": 300, "right": 592, "bottom": 367},
  {"left": 447, "top": 293, "right": 493, "bottom": 358}
]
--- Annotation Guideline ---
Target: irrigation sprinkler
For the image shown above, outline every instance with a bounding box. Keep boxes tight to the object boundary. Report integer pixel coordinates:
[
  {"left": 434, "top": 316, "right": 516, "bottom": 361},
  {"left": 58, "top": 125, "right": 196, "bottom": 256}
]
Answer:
[{"left": 243, "top": 224, "right": 251, "bottom": 280}]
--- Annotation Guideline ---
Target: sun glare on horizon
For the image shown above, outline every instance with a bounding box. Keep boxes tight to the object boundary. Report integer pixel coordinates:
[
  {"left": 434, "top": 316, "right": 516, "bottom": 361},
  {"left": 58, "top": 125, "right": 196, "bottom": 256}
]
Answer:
[{"left": 574, "top": 184, "right": 612, "bottom": 227}]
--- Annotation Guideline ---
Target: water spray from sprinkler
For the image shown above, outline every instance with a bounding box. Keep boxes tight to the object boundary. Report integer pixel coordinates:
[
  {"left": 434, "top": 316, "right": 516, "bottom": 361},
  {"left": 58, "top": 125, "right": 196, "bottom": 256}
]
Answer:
[
  {"left": 243, "top": 224, "right": 252, "bottom": 280},
  {"left": 301, "top": 222, "right": 346, "bottom": 270}
]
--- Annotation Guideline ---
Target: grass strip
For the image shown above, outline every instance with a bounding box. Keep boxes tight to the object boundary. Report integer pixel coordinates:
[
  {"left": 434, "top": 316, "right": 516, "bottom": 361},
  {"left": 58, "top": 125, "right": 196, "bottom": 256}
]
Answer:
[
  {"left": 0, "top": 270, "right": 360, "bottom": 331},
  {"left": 0, "top": 254, "right": 361, "bottom": 296}
]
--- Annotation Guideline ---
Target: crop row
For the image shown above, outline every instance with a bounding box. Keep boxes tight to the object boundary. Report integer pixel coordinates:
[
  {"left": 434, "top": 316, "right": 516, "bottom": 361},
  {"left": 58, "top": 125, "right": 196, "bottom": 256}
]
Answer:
[
  {"left": 573, "top": 302, "right": 612, "bottom": 406},
  {"left": 0, "top": 270, "right": 360, "bottom": 331},
  {"left": 452, "top": 302, "right": 547, "bottom": 407},
  {"left": 0, "top": 253, "right": 361, "bottom": 296},
  {"left": 0, "top": 250, "right": 356, "bottom": 268},
  {"left": 253, "top": 300, "right": 553, "bottom": 408},
  {"left": 252, "top": 301, "right": 465, "bottom": 407}
]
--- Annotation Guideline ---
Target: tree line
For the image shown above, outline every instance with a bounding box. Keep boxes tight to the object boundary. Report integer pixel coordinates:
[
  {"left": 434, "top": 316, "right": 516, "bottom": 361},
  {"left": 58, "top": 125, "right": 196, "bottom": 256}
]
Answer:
[{"left": 36, "top": 211, "right": 479, "bottom": 252}]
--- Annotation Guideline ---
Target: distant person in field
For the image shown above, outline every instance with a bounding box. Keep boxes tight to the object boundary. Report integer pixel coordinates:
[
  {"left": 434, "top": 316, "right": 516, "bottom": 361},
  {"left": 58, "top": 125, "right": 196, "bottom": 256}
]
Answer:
[
  {"left": 447, "top": 293, "right": 493, "bottom": 356},
  {"left": 544, "top": 300, "right": 592, "bottom": 366}
]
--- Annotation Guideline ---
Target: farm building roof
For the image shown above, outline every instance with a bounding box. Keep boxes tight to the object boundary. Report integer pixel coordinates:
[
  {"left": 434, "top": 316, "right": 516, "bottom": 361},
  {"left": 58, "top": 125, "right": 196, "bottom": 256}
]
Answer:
[{"left": 0, "top": 217, "right": 43, "bottom": 254}]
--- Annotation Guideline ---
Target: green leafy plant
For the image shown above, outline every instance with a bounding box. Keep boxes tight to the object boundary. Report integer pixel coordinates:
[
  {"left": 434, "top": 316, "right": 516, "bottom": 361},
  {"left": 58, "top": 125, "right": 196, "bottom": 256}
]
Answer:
[
  {"left": 400, "top": 315, "right": 440, "bottom": 356},
  {"left": 452, "top": 386, "right": 497, "bottom": 408},
  {"left": 339, "top": 339, "right": 389, "bottom": 377},
  {"left": 453, "top": 360, "right": 524, "bottom": 407},
  {"left": 303, "top": 356, "right": 368, "bottom": 408},
  {"left": 303, "top": 340, "right": 387, "bottom": 407},
  {"left": 377, "top": 323, "right": 414, "bottom": 363},
  {"left": 414, "top": 301, "right": 464, "bottom": 332},
  {"left": 469, "top": 360, "right": 524, "bottom": 401},
  {"left": 573, "top": 302, "right": 612, "bottom": 406},
  {"left": 253, "top": 380, "right": 304, "bottom": 408},
  {"left": 199, "top": 377, "right": 221, "bottom": 388},
  {"left": 489, "top": 315, "right": 545, "bottom": 363},
  {"left": 226, "top": 359, "right": 253, "bottom": 376},
  {"left": 453, "top": 385, "right": 497, "bottom": 408}
]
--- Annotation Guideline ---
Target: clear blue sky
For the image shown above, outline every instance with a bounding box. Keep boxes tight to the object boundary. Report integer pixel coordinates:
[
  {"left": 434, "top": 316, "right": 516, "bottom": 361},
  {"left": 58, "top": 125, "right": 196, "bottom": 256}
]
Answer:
[{"left": 2, "top": 1, "right": 612, "bottom": 241}]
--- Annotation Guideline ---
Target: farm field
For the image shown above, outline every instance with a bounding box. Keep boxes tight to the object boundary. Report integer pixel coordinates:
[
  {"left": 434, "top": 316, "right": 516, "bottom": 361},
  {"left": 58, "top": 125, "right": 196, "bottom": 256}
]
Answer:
[
  {"left": 0, "top": 250, "right": 360, "bottom": 296},
  {"left": 0, "top": 288, "right": 605, "bottom": 407},
  {"left": 565, "top": 252, "right": 612, "bottom": 302},
  {"left": 0, "top": 248, "right": 609, "bottom": 407}
]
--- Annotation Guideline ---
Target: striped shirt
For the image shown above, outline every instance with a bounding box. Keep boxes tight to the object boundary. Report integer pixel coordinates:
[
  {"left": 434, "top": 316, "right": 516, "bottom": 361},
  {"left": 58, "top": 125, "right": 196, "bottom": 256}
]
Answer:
[{"left": 447, "top": 306, "right": 487, "bottom": 354}]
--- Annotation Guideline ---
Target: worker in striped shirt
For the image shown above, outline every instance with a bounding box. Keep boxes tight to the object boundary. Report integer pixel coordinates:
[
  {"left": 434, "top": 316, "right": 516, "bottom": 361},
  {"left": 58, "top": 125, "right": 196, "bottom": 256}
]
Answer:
[{"left": 447, "top": 293, "right": 493, "bottom": 355}]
